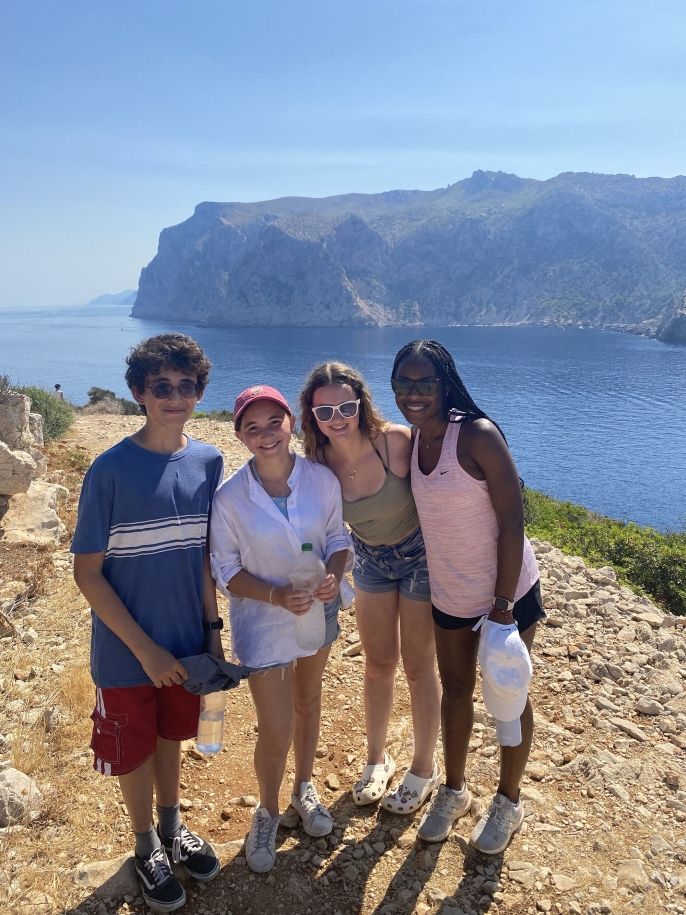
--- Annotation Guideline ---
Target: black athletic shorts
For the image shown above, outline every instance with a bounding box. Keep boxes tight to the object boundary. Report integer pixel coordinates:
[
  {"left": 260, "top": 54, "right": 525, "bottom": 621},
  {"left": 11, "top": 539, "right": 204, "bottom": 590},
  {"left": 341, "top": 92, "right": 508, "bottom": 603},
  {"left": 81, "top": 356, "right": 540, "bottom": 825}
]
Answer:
[{"left": 432, "top": 579, "right": 545, "bottom": 633}]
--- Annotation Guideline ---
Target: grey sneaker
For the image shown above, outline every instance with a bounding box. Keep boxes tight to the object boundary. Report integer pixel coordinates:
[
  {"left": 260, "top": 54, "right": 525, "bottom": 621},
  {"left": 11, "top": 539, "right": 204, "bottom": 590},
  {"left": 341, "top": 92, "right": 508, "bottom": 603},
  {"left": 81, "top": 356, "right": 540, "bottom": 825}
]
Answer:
[
  {"left": 245, "top": 806, "right": 280, "bottom": 873},
  {"left": 291, "top": 781, "right": 333, "bottom": 837},
  {"left": 417, "top": 782, "right": 472, "bottom": 842},
  {"left": 470, "top": 792, "right": 524, "bottom": 854}
]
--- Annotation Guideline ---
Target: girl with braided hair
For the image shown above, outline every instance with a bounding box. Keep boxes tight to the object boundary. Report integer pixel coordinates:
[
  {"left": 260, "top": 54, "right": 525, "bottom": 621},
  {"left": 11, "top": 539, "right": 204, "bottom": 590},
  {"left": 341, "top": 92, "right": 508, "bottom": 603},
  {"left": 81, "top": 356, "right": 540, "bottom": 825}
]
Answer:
[{"left": 391, "top": 339, "right": 543, "bottom": 855}]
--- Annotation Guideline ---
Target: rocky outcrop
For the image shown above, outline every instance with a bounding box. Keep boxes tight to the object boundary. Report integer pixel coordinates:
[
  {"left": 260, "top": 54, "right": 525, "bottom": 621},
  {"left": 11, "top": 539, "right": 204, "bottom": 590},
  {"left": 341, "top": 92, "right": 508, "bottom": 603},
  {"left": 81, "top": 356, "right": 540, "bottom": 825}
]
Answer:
[
  {"left": 0, "top": 480, "right": 67, "bottom": 545},
  {"left": 0, "top": 392, "right": 64, "bottom": 545},
  {"left": 656, "top": 291, "right": 686, "bottom": 344},
  {"left": 133, "top": 171, "right": 686, "bottom": 328}
]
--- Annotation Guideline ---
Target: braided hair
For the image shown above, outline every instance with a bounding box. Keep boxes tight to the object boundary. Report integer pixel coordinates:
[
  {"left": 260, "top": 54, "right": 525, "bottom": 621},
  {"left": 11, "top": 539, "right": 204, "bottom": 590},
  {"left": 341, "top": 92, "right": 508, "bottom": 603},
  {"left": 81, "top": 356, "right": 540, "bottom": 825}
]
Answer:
[{"left": 391, "top": 339, "right": 508, "bottom": 443}]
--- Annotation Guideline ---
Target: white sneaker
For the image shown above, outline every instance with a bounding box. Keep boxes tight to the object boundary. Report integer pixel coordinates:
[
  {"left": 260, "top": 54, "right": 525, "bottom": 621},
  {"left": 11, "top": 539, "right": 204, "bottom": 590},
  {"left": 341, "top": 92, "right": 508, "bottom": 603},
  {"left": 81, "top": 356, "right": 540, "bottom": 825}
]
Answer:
[
  {"left": 417, "top": 782, "right": 472, "bottom": 842},
  {"left": 291, "top": 781, "right": 333, "bottom": 837},
  {"left": 470, "top": 792, "right": 524, "bottom": 854},
  {"left": 245, "top": 806, "right": 280, "bottom": 873}
]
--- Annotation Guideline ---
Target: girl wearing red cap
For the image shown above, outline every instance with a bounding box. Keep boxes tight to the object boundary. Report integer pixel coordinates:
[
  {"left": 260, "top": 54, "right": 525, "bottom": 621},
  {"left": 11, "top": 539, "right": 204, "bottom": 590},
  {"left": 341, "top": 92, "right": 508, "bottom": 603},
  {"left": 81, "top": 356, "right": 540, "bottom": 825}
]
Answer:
[{"left": 210, "top": 385, "right": 352, "bottom": 874}]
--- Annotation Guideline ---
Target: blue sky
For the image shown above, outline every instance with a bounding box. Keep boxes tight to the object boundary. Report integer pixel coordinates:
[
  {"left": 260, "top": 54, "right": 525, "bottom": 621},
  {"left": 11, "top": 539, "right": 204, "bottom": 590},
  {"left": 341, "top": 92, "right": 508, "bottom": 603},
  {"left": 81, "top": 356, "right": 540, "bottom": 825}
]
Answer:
[{"left": 1, "top": 0, "right": 685, "bottom": 308}]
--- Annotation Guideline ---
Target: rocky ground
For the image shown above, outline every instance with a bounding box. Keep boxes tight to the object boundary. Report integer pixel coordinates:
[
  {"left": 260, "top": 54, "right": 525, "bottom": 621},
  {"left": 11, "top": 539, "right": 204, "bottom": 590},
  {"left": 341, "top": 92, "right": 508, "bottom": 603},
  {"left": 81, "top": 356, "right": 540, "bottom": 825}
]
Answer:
[{"left": 0, "top": 415, "right": 685, "bottom": 915}]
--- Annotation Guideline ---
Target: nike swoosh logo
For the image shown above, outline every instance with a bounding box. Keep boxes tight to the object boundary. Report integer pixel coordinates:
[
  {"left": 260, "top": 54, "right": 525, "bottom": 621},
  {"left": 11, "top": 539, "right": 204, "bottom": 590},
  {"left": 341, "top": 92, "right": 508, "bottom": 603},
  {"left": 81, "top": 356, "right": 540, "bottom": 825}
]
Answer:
[{"left": 440, "top": 470, "right": 449, "bottom": 475}]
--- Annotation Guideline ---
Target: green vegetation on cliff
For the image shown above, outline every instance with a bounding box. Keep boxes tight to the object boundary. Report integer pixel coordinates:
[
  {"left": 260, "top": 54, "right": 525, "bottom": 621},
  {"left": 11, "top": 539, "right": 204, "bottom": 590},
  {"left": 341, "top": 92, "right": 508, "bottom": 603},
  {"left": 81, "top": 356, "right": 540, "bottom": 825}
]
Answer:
[{"left": 524, "top": 488, "right": 686, "bottom": 617}]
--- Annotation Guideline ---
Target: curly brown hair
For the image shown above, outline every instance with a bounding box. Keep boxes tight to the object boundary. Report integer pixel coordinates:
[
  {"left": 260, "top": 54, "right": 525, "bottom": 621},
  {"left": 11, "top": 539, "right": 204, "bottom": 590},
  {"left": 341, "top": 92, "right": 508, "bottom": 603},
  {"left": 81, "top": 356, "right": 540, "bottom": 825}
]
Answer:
[
  {"left": 125, "top": 334, "right": 211, "bottom": 413},
  {"left": 300, "top": 361, "right": 388, "bottom": 460}
]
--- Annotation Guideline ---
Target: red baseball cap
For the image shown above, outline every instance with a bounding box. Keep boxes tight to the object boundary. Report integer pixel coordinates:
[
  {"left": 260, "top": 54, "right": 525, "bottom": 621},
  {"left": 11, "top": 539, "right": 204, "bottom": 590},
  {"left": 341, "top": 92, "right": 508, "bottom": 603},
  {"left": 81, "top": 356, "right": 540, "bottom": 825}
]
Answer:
[{"left": 233, "top": 385, "right": 291, "bottom": 427}]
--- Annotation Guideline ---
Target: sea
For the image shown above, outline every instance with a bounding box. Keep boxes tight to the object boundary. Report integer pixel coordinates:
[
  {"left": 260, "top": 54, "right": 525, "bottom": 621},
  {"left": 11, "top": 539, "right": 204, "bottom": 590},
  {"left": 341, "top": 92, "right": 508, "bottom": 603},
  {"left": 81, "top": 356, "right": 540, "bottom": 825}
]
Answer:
[{"left": 1, "top": 303, "right": 685, "bottom": 533}]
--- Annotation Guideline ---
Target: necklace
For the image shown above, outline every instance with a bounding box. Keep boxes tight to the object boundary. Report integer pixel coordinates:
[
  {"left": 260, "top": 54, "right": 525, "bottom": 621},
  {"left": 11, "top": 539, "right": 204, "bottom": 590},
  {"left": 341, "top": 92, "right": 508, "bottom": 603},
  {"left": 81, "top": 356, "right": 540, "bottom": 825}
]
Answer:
[{"left": 422, "top": 421, "right": 448, "bottom": 450}]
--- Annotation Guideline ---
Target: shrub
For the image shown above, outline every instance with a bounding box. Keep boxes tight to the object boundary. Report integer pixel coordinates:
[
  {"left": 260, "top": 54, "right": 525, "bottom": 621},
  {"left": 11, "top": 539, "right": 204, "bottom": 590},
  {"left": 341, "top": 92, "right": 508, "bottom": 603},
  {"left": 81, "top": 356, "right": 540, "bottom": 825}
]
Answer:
[
  {"left": 82, "top": 390, "right": 140, "bottom": 415},
  {"left": 193, "top": 409, "right": 234, "bottom": 421},
  {"left": 87, "top": 386, "right": 117, "bottom": 405},
  {"left": 15, "top": 385, "right": 75, "bottom": 440},
  {"left": 524, "top": 487, "right": 686, "bottom": 617}
]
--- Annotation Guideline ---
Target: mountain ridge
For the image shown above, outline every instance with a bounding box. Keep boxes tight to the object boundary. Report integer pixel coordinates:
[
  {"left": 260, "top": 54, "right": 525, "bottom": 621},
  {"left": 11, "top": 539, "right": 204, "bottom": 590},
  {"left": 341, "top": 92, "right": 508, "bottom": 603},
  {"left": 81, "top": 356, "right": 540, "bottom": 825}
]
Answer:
[{"left": 132, "top": 171, "right": 686, "bottom": 332}]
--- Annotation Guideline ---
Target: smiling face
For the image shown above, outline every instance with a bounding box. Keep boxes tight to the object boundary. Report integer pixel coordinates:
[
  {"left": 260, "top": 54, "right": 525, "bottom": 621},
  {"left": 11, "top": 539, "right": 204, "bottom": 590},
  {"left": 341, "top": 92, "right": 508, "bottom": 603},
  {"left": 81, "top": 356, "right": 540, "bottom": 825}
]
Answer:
[
  {"left": 132, "top": 367, "right": 202, "bottom": 429},
  {"left": 311, "top": 383, "right": 360, "bottom": 441},
  {"left": 235, "top": 399, "right": 294, "bottom": 460},
  {"left": 392, "top": 355, "right": 445, "bottom": 428}
]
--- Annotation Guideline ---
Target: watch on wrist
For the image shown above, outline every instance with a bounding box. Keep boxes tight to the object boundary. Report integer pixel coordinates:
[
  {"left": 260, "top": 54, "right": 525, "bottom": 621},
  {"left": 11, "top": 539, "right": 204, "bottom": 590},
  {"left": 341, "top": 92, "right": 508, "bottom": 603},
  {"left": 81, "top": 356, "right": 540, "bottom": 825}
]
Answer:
[
  {"left": 203, "top": 619, "right": 224, "bottom": 631},
  {"left": 492, "top": 596, "right": 515, "bottom": 613}
]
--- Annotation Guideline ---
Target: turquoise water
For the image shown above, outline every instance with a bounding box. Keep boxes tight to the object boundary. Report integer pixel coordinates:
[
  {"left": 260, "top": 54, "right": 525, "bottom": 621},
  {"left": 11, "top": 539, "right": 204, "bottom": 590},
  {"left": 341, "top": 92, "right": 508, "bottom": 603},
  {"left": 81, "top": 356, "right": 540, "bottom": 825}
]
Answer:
[{"left": 1, "top": 303, "right": 685, "bottom": 532}]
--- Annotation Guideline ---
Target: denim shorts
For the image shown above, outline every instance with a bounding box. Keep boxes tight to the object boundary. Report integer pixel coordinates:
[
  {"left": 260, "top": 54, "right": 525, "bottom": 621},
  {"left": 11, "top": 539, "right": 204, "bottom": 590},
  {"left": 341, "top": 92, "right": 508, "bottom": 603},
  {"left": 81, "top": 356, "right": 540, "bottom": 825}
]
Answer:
[
  {"left": 352, "top": 526, "right": 431, "bottom": 602},
  {"left": 323, "top": 594, "right": 342, "bottom": 646},
  {"left": 432, "top": 580, "right": 545, "bottom": 633}
]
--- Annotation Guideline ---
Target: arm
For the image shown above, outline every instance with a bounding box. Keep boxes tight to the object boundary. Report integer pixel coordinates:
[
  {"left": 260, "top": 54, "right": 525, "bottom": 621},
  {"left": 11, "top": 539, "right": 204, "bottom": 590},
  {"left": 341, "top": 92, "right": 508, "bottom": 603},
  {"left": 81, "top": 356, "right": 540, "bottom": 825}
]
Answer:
[
  {"left": 384, "top": 423, "right": 413, "bottom": 477},
  {"left": 315, "top": 471, "right": 353, "bottom": 602},
  {"left": 462, "top": 420, "right": 525, "bottom": 624},
  {"left": 226, "top": 569, "right": 315, "bottom": 616},
  {"left": 202, "top": 547, "right": 225, "bottom": 660},
  {"left": 73, "top": 552, "right": 188, "bottom": 687}
]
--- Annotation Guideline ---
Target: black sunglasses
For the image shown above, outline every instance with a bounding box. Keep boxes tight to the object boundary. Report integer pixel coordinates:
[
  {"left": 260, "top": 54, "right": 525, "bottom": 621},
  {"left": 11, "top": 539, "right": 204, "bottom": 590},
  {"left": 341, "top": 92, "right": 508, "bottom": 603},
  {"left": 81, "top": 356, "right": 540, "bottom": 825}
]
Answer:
[
  {"left": 146, "top": 379, "right": 201, "bottom": 400},
  {"left": 391, "top": 377, "right": 441, "bottom": 396}
]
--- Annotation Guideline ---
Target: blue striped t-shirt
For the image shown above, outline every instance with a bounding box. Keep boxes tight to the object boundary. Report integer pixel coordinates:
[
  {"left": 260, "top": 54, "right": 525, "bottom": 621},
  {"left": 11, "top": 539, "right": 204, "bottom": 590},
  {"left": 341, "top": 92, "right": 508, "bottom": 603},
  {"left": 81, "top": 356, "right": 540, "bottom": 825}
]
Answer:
[{"left": 71, "top": 436, "right": 224, "bottom": 687}]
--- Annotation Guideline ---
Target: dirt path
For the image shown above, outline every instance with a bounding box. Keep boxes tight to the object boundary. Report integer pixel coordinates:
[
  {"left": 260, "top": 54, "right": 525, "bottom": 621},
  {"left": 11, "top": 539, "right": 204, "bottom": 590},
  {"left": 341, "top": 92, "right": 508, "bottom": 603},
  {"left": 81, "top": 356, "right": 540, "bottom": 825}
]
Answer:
[{"left": 1, "top": 415, "right": 684, "bottom": 915}]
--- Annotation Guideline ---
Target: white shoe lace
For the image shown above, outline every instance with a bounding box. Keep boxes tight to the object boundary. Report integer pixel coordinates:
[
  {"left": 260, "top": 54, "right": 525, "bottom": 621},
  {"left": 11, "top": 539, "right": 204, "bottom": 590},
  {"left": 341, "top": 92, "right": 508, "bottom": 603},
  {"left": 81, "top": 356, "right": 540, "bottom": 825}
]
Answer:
[
  {"left": 486, "top": 795, "right": 514, "bottom": 833},
  {"left": 142, "top": 848, "right": 173, "bottom": 886},
  {"left": 253, "top": 811, "right": 276, "bottom": 851},
  {"left": 171, "top": 826, "right": 203, "bottom": 864},
  {"left": 299, "top": 783, "right": 325, "bottom": 815}
]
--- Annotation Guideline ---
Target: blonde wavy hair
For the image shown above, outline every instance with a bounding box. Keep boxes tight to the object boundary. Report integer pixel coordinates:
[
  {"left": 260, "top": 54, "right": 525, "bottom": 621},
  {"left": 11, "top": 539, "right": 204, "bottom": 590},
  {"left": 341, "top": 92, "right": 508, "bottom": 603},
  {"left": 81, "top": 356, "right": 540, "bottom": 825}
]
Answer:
[{"left": 300, "top": 361, "right": 389, "bottom": 460}]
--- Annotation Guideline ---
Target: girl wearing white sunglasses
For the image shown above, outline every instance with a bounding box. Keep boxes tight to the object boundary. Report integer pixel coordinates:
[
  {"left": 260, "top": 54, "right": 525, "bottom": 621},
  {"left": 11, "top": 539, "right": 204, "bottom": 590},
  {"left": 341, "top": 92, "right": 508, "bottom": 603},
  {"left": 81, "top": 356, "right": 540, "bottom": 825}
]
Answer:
[{"left": 300, "top": 362, "right": 441, "bottom": 816}]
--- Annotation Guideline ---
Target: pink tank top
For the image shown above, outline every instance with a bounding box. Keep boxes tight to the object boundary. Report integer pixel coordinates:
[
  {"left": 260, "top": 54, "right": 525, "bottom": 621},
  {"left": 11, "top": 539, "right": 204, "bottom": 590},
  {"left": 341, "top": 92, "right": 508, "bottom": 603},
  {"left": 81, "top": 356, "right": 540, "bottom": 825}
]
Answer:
[{"left": 411, "top": 418, "right": 539, "bottom": 618}]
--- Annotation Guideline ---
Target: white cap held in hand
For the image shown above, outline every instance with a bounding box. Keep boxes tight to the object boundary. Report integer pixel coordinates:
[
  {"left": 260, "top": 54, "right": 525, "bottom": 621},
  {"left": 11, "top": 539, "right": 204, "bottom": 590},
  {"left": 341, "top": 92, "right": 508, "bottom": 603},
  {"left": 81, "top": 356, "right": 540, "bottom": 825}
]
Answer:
[{"left": 476, "top": 617, "right": 532, "bottom": 747}]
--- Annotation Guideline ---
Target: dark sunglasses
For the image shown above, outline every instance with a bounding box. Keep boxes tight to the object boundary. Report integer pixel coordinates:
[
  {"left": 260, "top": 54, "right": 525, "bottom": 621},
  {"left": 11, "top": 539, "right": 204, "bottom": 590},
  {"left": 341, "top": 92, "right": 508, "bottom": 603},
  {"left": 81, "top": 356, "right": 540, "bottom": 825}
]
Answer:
[
  {"left": 391, "top": 377, "right": 441, "bottom": 396},
  {"left": 146, "top": 379, "right": 201, "bottom": 399},
  {"left": 312, "top": 399, "right": 360, "bottom": 422}
]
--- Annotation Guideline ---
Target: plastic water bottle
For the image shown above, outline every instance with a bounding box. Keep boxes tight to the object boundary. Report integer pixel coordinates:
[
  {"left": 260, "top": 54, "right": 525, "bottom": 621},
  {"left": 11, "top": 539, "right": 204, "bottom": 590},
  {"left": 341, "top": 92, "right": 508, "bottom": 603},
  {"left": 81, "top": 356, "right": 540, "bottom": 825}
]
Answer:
[
  {"left": 195, "top": 691, "right": 226, "bottom": 754},
  {"left": 288, "top": 543, "right": 326, "bottom": 651}
]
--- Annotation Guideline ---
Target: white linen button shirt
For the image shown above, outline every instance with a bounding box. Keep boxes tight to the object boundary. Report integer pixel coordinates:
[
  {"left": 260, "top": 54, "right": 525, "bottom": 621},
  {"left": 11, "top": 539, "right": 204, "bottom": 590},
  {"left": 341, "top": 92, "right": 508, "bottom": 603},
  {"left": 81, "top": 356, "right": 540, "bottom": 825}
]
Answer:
[{"left": 209, "top": 454, "right": 352, "bottom": 668}]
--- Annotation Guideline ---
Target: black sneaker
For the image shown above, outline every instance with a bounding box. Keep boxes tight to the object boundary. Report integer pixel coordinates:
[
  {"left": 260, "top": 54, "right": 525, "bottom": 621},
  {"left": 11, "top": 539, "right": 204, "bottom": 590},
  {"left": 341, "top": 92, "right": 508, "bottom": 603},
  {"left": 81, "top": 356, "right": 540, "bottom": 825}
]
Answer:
[
  {"left": 134, "top": 846, "right": 186, "bottom": 912},
  {"left": 159, "top": 824, "right": 220, "bottom": 882}
]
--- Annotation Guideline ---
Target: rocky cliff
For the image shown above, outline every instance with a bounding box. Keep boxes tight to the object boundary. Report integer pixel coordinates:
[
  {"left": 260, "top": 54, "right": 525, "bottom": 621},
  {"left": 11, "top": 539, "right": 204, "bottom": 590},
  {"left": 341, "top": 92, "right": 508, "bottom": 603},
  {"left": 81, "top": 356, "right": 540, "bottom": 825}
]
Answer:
[
  {"left": 657, "top": 291, "right": 686, "bottom": 344},
  {"left": 133, "top": 171, "right": 686, "bottom": 328}
]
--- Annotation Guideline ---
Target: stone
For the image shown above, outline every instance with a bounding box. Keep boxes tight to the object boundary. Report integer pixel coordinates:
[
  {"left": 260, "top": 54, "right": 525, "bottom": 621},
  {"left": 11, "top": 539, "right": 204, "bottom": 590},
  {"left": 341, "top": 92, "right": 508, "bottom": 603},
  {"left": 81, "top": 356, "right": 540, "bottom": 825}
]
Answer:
[
  {"left": 0, "top": 479, "right": 67, "bottom": 544},
  {"left": 73, "top": 855, "right": 139, "bottom": 897},
  {"left": 636, "top": 697, "right": 663, "bottom": 715},
  {"left": 325, "top": 773, "right": 340, "bottom": 790},
  {"left": 0, "top": 392, "right": 33, "bottom": 451},
  {"left": 609, "top": 718, "right": 648, "bottom": 741},
  {"left": 0, "top": 441, "right": 36, "bottom": 496},
  {"left": 616, "top": 859, "right": 649, "bottom": 890},
  {"left": 0, "top": 768, "right": 43, "bottom": 826}
]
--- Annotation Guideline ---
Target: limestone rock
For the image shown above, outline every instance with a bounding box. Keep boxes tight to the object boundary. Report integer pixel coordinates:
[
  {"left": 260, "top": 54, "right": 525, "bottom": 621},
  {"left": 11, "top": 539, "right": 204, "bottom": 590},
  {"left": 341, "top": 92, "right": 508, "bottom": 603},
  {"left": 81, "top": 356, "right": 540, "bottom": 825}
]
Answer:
[
  {"left": 0, "top": 768, "right": 43, "bottom": 826},
  {"left": 27, "top": 412, "right": 44, "bottom": 446},
  {"left": 0, "top": 392, "right": 33, "bottom": 451},
  {"left": 0, "top": 441, "right": 36, "bottom": 496},
  {"left": 0, "top": 479, "right": 67, "bottom": 544}
]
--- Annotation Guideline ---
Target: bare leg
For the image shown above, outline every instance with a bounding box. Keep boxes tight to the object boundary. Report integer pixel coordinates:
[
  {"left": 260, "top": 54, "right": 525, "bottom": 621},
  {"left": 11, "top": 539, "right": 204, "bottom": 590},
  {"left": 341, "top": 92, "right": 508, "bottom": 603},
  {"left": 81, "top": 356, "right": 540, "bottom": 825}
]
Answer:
[
  {"left": 248, "top": 666, "right": 295, "bottom": 816},
  {"left": 434, "top": 623, "right": 479, "bottom": 789},
  {"left": 398, "top": 595, "right": 440, "bottom": 778},
  {"left": 119, "top": 756, "right": 155, "bottom": 833},
  {"left": 355, "top": 588, "right": 401, "bottom": 764},
  {"left": 153, "top": 738, "right": 183, "bottom": 807},
  {"left": 291, "top": 644, "right": 332, "bottom": 792},
  {"left": 498, "top": 623, "right": 537, "bottom": 802}
]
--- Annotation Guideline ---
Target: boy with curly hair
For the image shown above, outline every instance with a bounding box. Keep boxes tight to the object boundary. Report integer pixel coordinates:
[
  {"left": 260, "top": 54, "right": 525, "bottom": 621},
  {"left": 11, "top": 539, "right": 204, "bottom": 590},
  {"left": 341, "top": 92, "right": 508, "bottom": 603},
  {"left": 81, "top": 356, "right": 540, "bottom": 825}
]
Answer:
[{"left": 72, "top": 334, "right": 224, "bottom": 911}]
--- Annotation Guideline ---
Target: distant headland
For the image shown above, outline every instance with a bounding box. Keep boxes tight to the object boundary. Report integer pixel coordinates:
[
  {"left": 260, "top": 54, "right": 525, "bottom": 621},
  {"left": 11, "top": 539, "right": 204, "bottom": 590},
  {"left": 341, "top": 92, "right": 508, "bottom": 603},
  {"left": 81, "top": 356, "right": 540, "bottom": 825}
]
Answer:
[{"left": 130, "top": 171, "right": 686, "bottom": 342}]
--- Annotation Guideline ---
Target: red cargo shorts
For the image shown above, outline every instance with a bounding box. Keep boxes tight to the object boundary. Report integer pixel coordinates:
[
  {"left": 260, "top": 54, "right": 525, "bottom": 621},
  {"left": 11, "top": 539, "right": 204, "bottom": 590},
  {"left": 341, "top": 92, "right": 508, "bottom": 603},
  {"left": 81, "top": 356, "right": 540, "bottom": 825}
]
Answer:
[{"left": 90, "top": 684, "right": 201, "bottom": 776}]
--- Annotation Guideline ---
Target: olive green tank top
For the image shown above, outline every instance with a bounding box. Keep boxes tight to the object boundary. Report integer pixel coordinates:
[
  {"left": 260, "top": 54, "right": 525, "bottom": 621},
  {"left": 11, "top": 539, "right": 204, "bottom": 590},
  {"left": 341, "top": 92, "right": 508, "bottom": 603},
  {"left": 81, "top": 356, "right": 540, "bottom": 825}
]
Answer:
[{"left": 340, "top": 435, "right": 420, "bottom": 547}]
